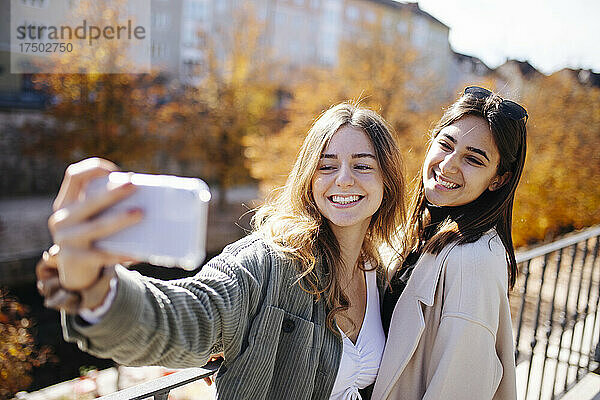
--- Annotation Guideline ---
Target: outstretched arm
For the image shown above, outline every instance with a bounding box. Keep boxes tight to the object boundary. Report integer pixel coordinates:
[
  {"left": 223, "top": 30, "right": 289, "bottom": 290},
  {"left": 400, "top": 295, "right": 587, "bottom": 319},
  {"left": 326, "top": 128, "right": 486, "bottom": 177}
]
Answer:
[{"left": 60, "top": 251, "right": 255, "bottom": 368}]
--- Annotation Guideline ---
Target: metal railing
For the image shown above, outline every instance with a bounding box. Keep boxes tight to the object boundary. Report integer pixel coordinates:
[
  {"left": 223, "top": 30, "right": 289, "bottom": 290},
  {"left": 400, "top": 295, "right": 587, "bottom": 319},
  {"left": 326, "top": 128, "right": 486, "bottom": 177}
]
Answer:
[
  {"left": 97, "top": 226, "right": 600, "bottom": 400},
  {"left": 512, "top": 225, "right": 600, "bottom": 400},
  {"left": 98, "top": 361, "right": 221, "bottom": 400}
]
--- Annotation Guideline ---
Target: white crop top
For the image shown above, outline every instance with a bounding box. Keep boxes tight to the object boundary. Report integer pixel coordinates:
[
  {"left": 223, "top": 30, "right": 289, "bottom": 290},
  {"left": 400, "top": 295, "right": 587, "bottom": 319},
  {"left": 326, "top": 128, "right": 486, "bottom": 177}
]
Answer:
[{"left": 329, "top": 268, "right": 385, "bottom": 400}]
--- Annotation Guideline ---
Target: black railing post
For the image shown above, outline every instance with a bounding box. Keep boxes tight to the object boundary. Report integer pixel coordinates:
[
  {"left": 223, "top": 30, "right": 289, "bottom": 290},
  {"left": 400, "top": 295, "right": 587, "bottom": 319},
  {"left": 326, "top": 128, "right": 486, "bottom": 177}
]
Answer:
[
  {"left": 525, "top": 253, "right": 549, "bottom": 400},
  {"left": 541, "top": 248, "right": 563, "bottom": 400},
  {"left": 154, "top": 391, "right": 169, "bottom": 400},
  {"left": 564, "top": 239, "right": 590, "bottom": 390},
  {"left": 556, "top": 243, "right": 579, "bottom": 395},
  {"left": 515, "top": 259, "right": 532, "bottom": 363},
  {"left": 83, "top": 226, "right": 600, "bottom": 400}
]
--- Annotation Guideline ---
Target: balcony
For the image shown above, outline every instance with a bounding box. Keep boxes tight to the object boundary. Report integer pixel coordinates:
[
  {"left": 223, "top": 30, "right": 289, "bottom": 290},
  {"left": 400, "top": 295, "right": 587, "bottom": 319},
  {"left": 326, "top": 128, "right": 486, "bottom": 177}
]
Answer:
[{"left": 16, "top": 225, "right": 600, "bottom": 400}]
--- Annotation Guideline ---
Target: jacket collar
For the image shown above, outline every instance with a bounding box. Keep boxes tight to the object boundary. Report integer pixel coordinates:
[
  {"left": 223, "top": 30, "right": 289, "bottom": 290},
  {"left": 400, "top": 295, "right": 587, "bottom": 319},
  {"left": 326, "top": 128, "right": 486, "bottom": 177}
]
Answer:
[{"left": 372, "top": 244, "right": 454, "bottom": 400}]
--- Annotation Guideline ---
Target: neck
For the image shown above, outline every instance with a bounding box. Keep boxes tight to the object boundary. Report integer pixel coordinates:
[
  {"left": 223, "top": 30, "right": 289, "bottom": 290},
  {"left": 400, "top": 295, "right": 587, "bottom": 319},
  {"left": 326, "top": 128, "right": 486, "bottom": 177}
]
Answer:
[
  {"left": 329, "top": 221, "right": 369, "bottom": 278},
  {"left": 424, "top": 190, "right": 498, "bottom": 235}
]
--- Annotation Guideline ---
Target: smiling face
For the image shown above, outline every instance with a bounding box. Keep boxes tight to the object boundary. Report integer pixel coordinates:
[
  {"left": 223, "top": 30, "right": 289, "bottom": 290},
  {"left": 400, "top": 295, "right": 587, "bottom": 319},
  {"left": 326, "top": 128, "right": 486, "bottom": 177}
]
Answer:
[
  {"left": 311, "top": 125, "right": 384, "bottom": 237},
  {"left": 423, "top": 115, "right": 506, "bottom": 207}
]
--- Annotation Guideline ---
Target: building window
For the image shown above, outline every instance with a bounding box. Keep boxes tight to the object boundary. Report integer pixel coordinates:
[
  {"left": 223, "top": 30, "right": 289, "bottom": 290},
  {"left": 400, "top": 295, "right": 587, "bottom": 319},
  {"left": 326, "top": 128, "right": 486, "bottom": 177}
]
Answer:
[
  {"left": 152, "top": 13, "right": 170, "bottom": 28},
  {"left": 320, "top": 34, "right": 337, "bottom": 65},
  {"left": 346, "top": 5, "right": 360, "bottom": 21},
  {"left": 183, "top": 25, "right": 196, "bottom": 45},
  {"left": 411, "top": 17, "right": 428, "bottom": 47},
  {"left": 310, "top": 0, "right": 320, "bottom": 9},
  {"left": 20, "top": 0, "right": 48, "bottom": 8},
  {"left": 365, "top": 10, "right": 375, "bottom": 23},
  {"left": 192, "top": 0, "right": 208, "bottom": 21},
  {"left": 216, "top": 0, "right": 227, "bottom": 13},
  {"left": 396, "top": 19, "right": 408, "bottom": 35},
  {"left": 151, "top": 42, "right": 168, "bottom": 58},
  {"left": 276, "top": 10, "right": 289, "bottom": 26},
  {"left": 309, "top": 16, "right": 319, "bottom": 34},
  {"left": 320, "top": 0, "right": 341, "bottom": 65}
]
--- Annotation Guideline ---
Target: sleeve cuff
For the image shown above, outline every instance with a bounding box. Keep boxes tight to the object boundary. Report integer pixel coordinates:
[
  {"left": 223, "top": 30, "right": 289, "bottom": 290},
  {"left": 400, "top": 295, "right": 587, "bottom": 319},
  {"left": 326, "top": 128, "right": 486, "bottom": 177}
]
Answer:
[
  {"left": 62, "top": 265, "right": 147, "bottom": 350},
  {"left": 79, "top": 275, "right": 118, "bottom": 324}
]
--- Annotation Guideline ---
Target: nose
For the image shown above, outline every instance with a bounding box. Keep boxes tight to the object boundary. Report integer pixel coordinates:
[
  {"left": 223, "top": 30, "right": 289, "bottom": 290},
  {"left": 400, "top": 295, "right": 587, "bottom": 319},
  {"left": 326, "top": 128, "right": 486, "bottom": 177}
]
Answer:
[
  {"left": 335, "top": 163, "right": 354, "bottom": 188},
  {"left": 439, "top": 152, "right": 459, "bottom": 174}
]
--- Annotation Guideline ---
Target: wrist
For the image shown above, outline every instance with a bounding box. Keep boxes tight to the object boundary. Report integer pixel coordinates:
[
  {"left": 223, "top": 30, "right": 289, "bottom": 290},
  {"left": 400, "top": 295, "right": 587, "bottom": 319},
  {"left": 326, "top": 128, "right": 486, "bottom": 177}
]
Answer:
[{"left": 80, "top": 265, "right": 117, "bottom": 310}]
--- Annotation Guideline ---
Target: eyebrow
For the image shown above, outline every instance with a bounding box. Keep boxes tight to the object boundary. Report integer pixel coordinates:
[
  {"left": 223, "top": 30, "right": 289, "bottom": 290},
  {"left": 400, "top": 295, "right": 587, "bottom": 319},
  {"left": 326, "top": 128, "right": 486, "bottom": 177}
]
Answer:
[
  {"left": 321, "top": 153, "right": 376, "bottom": 159},
  {"left": 440, "top": 133, "right": 490, "bottom": 162}
]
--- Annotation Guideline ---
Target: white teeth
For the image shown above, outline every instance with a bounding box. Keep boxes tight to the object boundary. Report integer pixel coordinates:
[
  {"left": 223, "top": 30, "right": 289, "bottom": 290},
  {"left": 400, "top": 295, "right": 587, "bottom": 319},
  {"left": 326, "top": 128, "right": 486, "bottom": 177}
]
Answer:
[
  {"left": 331, "top": 195, "right": 360, "bottom": 204},
  {"left": 439, "top": 180, "right": 459, "bottom": 189},
  {"left": 435, "top": 173, "right": 459, "bottom": 189}
]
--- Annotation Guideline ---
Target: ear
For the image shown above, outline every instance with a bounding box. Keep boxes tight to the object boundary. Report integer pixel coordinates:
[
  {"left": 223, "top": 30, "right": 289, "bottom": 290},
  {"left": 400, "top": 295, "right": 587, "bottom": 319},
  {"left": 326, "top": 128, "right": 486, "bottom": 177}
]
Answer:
[{"left": 489, "top": 172, "right": 511, "bottom": 191}]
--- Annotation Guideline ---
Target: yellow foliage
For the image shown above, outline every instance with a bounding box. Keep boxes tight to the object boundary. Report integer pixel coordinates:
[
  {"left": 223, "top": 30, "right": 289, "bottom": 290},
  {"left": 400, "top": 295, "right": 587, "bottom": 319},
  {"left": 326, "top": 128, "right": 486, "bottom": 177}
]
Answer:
[
  {"left": 0, "top": 290, "right": 55, "bottom": 398},
  {"left": 20, "top": 3, "right": 599, "bottom": 246},
  {"left": 513, "top": 73, "right": 600, "bottom": 245},
  {"left": 245, "top": 23, "right": 600, "bottom": 246},
  {"left": 149, "top": 5, "right": 281, "bottom": 208},
  {"left": 245, "top": 21, "right": 445, "bottom": 195}
]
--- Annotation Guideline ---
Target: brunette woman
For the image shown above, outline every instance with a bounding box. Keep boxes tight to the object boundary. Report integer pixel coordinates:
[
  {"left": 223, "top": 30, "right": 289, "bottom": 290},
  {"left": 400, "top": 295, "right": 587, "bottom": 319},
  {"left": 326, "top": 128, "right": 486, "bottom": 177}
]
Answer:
[
  {"left": 373, "top": 87, "right": 527, "bottom": 400},
  {"left": 37, "top": 102, "right": 406, "bottom": 400}
]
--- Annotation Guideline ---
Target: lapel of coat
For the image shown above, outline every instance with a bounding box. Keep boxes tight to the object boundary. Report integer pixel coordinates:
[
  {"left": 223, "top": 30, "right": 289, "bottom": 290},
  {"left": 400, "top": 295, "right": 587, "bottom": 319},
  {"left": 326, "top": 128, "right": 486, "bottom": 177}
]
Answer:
[{"left": 372, "top": 247, "right": 451, "bottom": 400}]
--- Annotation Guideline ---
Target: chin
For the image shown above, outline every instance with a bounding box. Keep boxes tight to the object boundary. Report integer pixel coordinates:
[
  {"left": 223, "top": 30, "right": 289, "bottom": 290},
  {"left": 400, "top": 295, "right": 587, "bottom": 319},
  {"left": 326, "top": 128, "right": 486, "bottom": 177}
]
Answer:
[{"left": 424, "top": 190, "right": 450, "bottom": 207}]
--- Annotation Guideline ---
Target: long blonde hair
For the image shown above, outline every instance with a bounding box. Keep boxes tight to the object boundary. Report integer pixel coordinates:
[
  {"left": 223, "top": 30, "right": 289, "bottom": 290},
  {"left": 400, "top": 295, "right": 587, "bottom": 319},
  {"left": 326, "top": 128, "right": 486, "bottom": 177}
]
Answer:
[{"left": 252, "top": 102, "right": 406, "bottom": 331}]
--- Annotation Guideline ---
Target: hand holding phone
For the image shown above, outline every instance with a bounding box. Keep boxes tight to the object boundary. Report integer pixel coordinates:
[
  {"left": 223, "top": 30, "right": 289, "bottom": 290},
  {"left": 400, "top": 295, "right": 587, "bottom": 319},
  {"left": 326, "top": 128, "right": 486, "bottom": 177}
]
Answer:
[{"left": 86, "top": 172, "right": 211, "bottom": 270}]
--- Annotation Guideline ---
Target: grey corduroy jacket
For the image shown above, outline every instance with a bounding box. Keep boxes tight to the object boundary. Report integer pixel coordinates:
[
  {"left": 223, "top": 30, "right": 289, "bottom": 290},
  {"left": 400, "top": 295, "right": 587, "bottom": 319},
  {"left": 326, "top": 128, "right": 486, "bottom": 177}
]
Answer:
[{"left": 62, "top": 233, "right": 368, "bottom": 399}]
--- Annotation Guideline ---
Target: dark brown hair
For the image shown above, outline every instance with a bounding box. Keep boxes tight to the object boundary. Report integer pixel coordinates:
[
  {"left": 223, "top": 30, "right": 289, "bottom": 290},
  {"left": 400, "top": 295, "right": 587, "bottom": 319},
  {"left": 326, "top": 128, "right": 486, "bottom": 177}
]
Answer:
[{"left": 405, "top": 89, "right": 527, "bottom": 288}]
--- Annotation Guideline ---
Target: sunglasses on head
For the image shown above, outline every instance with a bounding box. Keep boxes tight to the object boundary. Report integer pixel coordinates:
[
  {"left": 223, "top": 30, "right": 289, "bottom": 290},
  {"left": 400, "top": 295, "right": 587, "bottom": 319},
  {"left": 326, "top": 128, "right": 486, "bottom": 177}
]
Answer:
[{"left": 464, "top": 86, "right": 528, "bottom": 123}]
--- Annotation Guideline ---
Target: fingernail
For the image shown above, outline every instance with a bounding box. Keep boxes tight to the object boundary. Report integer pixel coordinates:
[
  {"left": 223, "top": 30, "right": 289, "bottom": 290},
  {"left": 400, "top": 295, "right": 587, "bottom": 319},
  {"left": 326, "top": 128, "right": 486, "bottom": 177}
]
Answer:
[{"left": 48, "top": 244, "right": 60, "bottom": 257}]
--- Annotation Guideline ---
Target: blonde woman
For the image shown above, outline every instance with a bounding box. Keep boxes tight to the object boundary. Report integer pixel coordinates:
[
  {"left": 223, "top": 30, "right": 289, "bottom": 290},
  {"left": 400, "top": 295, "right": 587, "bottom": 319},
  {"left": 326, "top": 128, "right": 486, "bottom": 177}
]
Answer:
[{"left": 37, "top": 102, "right": 406, "bottom": 399}]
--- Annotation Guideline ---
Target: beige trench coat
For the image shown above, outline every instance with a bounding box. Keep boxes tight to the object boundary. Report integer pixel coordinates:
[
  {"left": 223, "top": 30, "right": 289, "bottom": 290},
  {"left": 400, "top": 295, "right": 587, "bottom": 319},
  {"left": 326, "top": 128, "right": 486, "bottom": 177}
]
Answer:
[{"left": 373, "top": 231, "right": 517, "bottom": 400}]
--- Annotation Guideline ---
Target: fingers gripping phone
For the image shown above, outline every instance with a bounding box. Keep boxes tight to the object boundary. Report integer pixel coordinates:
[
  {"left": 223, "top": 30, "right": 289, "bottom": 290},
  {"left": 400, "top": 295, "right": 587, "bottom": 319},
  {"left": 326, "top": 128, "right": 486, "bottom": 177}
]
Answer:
[{"left": 85, "top": 172, "right": 211, "bottom": 270}]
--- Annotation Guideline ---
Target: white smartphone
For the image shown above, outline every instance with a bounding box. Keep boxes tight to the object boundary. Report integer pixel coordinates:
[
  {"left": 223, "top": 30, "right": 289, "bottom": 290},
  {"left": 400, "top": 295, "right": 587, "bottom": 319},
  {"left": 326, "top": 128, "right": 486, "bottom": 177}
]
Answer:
[{"left": 85, "top": 172, "right": 211, "bottom": 270}]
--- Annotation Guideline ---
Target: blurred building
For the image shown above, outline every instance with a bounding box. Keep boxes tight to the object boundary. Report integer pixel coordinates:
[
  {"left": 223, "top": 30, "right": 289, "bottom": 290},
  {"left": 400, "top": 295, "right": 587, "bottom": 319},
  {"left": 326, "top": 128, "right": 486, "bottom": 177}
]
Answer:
[
  {"left": 151, "top": 0, "right": 457, "bottom": 95},
  {"left": 449, "top": 51, "right": 494, "bottom": 90},
  {"left": 1, "top": 0, "right": 504, "bottom": 105},
  {"left": 0, "top": 0, "right": 48, "bottom": 111}
]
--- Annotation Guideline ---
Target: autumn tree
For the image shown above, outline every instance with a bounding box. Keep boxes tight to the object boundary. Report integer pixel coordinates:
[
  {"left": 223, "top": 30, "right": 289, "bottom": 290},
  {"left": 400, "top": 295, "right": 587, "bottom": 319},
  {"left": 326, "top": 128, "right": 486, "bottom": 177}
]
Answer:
[
  {"left": 245, "top": 20, "right": 446, "bottom": 194},
  {"left": 0, "top": 289, "right": 55, "bottom": 398},
  {"left": 155, "top": 6, "right": 281, "bottom": 209},
  {"left": 24, "top": 73, "right": 168, "bottom": 166},
  {"left": 512, "top": 72, "right": 600, "bottom": 245},
  {"left": 243, "top": 13, "right": 600, "bottom": 248},
  {"left": 21, "top": 0, "right": 167, "bottom": 169},
  {"left": 21, "top": 1, "right": 282, "bottom": 211}
]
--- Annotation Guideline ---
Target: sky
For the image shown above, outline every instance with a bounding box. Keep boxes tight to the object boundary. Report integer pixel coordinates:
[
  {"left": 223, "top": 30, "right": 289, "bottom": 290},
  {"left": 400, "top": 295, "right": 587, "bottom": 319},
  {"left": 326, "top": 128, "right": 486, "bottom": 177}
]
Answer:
[{"left": 406, "top": 0, "right": 600, "bottom": 74}]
